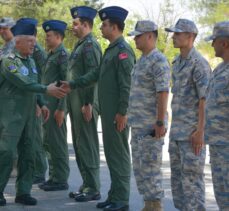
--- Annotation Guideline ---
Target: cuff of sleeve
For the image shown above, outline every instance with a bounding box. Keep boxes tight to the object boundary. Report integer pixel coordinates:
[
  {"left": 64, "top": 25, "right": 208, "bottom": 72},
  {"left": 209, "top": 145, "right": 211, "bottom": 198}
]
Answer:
[
  {"left": 42, "top": 85, "right": 47, "bottom": 93},
  {"left": 118, "top": 107, "right": 127, "bottom": 116}
]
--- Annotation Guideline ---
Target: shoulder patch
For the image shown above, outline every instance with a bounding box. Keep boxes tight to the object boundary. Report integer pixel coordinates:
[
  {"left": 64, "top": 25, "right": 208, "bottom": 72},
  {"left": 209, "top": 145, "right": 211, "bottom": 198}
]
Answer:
[
  {"left": 119, "top": 52, "right": 128, "bottom": 60},
  {"left": 8, "top": 65, "right": 17, "bottom": 73}
]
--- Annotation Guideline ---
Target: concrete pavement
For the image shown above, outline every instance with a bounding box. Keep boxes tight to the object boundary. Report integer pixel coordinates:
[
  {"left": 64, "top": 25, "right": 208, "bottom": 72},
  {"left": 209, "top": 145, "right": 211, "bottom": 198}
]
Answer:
[{"left": 1, "top": 118, "right": 218, "bottom": 211}]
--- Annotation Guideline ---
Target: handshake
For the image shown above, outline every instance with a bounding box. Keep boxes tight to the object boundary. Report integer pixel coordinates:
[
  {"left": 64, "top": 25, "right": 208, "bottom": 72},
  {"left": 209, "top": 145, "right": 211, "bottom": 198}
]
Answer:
[{"left": 46, "top": 80, "right": 71, "bottom": 99}]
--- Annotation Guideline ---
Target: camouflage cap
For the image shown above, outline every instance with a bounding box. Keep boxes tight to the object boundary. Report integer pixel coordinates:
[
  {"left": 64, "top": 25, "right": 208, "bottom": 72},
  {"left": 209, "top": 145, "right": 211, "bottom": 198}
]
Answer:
[
  {"left": 128, "top": 20, "right": 158, "bottom": 36},
  {"left": 165, "top": 18, "right": 198, "bottom": 34},
  {"left": 205, "top": 21, "right": 229, "bottom": 41},
  {"left": 0, "top": 17, "right": 15, "bottom": 28}
]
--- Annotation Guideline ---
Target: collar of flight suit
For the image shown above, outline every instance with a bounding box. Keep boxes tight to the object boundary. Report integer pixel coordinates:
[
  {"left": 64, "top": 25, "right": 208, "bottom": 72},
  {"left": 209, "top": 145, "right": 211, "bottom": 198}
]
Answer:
[
  {"left": 49, "top": 42, "right": 64, "bottom": 55},
  {"left": 107, "top": 35, "right": 124, "bottom": 50}
]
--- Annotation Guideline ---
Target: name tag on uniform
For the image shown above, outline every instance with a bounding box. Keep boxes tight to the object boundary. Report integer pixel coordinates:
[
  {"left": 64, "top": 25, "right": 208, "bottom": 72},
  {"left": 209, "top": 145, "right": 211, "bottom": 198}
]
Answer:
[{"left": 20, "top": 66, "right": 29, "bottom": 76}]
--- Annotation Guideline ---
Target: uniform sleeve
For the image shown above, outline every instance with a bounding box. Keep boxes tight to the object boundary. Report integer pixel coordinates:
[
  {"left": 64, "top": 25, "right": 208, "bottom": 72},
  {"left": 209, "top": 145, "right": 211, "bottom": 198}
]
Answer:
[
  {"left": 37, "top": 93, "right": 47, "bottom": 108},
  {"left": 57, "top": 50, "right": 68, "bottom": 111},
  {"left": 152, "top": 57, "right": 170, "bottom": 92},
  {"left": 117, "top": 49, "right": 135, "bottom": 115},
  {"left": 1, "top": 58, "right": 47, "bottom": 93},
  {"left": 82, "top": 42, "right": 101, "bottom": 105},
  {"left": 69, "top": 67, "right": 99, "bottom": 90},
  {"left": 193, "top": 59, "right": 211, "bottom": 99}
]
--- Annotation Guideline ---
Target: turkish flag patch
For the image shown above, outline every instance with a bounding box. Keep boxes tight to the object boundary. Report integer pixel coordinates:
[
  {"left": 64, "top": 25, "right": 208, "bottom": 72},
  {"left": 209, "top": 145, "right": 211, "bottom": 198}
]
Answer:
[{"left": 119, "top": 53, "right": 128, "bottom": 60}]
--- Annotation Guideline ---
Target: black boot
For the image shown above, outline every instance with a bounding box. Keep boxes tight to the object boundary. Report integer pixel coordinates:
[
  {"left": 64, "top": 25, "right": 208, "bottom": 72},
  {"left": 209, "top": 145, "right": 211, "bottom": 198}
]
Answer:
[
  {"left": 96, "top": 200, "right": 111, "bottom": 209},
  {"left": 0, "top": 193, "right": 6, "bottom": 206},
  {"left": 15, "top": 194, "right": 37, "bottom": 205}
]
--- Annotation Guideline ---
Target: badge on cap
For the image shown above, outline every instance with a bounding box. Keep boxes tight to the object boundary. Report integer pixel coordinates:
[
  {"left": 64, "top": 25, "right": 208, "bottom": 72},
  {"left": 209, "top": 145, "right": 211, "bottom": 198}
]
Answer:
[
  {"left": 20, "top": 66, "right": 29, "bottom": 76},
  {"left": 46, "top": 25, "right": 50, "bottom": 30},
  {"left": 102, "top": 12, "right": 106, "bottom": 18},
  {"left": 74, "top": 11, "right": 78, "bottom": 16}
]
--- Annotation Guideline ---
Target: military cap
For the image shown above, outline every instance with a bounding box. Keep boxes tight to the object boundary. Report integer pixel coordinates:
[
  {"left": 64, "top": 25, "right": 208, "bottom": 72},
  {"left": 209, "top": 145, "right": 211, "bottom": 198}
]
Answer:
[
  {"left": 98, "top": 6, "right": 128, "bottom": 22},
  {"left": 42, "top": 20, "right": 67, "bottom": 35},
  {"left": 205, "top": 21, "right": 229, "bottom": 41},
  {"left": 0, "top": 17, "right": 15, "bottom": 28},
  {"left": 70, "top": 6, "right": 97, "bottom": 20},
  {"left": 11, "top": 20, "right": 36, "bottom": 36},
  {"left": 128, "top": 20, "right": 158, "bottom": 36},
  {"left": 165, "top": 18, "right": 198, "bottom": 34},
  {"left": 17, "top": 18, "right": 38, "bottom": 26}
]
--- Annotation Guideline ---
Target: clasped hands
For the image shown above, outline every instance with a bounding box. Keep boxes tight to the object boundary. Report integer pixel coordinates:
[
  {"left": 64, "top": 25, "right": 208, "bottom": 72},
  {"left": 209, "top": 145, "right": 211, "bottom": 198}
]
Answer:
[{"left": 46, "top": 81, "right": 71, "bottom": 99}]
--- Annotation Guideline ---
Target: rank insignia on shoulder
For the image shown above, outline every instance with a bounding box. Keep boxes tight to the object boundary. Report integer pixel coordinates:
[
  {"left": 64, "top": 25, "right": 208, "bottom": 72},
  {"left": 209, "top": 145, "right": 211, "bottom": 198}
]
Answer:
[
  {"left": 8, "top": 65, "right": 17, "bottom": 73},
  {"left": 20, "top": 66, "right": 29, "bottom": 76},
  {"left": 61, "top": 50, "right": 67, "bottom": 56},
  {"left": 119, "top": 53, "right": 128, "bottom": 60}
]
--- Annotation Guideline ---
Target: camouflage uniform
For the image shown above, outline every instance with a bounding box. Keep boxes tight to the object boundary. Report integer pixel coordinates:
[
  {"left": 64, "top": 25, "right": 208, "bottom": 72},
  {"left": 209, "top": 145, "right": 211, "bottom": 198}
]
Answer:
[
  {"left": 205, "top": 21, "right": 229, "bottom": 211},
  {"left": 205, "top": 63, "right": 229, "bottom": 211},
  {"left": 129, "top": 48, "right": 170, "bottom": 201},
  {"left": 169, "top": 47, "right": 211, "bottom": 211},
  {"left": 0, "top": 39, "right": 15, "bottom": 59}
]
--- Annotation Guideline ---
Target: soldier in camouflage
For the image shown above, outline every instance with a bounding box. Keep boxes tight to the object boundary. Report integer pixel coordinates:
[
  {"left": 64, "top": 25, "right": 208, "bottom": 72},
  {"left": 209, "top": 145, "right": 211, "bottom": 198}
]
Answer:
[
  {"left": 205, "top": 21, "right": 229, "bottom": 211},
  {"left": 128, "top": 20, "right": 170, "bottom": 211},
  {"left": 0, "top": 17, "right": 15, "bottom": 59},
  {"left": 165, "top": 19, "right": 211, "bottom": 211}
]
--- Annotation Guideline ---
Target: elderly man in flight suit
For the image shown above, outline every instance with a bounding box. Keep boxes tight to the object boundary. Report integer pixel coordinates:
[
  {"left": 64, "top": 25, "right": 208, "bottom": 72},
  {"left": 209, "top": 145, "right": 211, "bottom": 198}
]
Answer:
[
  {"left": 205, "top": 21, "right": 229, "bottom": 211},
  {"left": 61, "top": 6, "right": 135, "bottom": 211},
  {"left": 15, "top": 17, "right": 49, "bottom": 185},
  {"left": 38, "top": 20, "right": 69, "bottom": 191},
  {"left": 67, "top": 6, "right": 102, "bottom": 202},
  {"left": 0, "top": 20, "right": 66, "bottom": 206},
  {"left": 165, "top": 19, "right": 211, "bottom": 211}
]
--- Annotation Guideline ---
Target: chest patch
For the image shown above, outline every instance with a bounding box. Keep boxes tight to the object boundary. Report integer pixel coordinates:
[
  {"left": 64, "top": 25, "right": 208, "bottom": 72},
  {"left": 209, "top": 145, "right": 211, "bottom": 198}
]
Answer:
[{"left": 20, "top": 66, "right": 29, "bottom": 76}]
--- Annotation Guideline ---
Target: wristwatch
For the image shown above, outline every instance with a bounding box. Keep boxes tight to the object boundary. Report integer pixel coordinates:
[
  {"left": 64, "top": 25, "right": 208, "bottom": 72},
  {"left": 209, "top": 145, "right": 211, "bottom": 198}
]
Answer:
[{"left": 156, "top": 120, "right": 164, "bottom": 127}]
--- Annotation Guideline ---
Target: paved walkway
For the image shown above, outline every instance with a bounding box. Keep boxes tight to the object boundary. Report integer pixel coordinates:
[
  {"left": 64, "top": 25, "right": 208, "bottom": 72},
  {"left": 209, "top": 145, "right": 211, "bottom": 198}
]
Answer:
[{"left": 2, "top": 118, "right": 218, "bottom": 211}]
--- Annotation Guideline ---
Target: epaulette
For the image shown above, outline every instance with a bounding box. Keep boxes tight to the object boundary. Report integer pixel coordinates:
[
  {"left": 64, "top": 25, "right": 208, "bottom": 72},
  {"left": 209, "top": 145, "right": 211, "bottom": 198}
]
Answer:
[
  {"left": 118, "top": 42, "right": 125, "bottom": 49},
  {"left": 61, "top": 49, "right": 67, "bottom": 56}
]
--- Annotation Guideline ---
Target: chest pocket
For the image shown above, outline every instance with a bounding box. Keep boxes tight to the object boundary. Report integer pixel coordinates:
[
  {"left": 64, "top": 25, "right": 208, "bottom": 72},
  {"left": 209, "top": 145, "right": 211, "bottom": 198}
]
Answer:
[{"left": 214, "top": 75, "right": 229, "bottom": 104}]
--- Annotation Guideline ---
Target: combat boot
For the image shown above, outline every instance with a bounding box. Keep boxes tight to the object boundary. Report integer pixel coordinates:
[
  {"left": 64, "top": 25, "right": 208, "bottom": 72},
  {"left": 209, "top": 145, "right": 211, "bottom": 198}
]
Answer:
[{"left": 142, "top": 200, "right": 163, "bottom": 211}]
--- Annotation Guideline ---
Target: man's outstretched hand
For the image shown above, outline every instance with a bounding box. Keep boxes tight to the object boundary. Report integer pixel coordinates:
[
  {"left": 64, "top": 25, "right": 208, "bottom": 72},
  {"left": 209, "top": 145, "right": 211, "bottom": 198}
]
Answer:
[
  {"left": 46, "top": 82, "right": 67, "bottom": 99},
  {"left": 60, "top": 81, "right": 71, "bottom": 94}
]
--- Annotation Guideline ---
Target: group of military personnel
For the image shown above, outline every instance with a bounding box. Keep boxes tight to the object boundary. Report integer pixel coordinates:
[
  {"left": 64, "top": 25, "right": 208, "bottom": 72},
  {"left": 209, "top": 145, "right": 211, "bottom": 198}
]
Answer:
[{"left": 0, "top": 4, "right": 228, "bottom": 211}]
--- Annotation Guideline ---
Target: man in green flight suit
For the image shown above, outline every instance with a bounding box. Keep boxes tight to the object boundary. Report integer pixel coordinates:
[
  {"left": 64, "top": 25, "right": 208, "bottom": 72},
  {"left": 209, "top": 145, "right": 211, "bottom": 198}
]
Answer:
[
  {"left": 38, "top": 20, "right": 70, "bottom": 191},
  {"left": 67, "top": 6, "right": 102, "bottom": 202},
  {"left": 15, "top": 17, "right": 49, "bottom": 185},
  {"left": 61, "top": 6, "right": 135, "bottom": 211},
  {"left": 0, "top": 20, "right": 66, "bottom": 206}
]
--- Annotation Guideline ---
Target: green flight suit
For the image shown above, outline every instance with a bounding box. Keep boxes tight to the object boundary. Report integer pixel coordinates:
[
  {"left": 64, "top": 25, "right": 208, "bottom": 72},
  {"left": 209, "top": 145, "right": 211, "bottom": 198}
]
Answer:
[
  {"left": 70, "top": 36, "right": 135, "bottom": 205},
  {"left": 32, "top": 43, "right": 48, "bottom": 181},
  {"left": 67, "top": 33, "right": 101, "bottom": 193},
  {"left": 0, "top": 49, "right": 47, "bottom": 196},
  {"left": 41, "top": 43, "right": 69, "bottom": 183}
]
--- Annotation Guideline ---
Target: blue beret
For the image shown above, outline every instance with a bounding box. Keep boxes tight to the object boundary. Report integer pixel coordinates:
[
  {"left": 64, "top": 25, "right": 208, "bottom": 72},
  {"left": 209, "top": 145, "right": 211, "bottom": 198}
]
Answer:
[
  {"left": 70, "top": 6, "right": 97, "bottom": 20},
  {"left": 11, "top": 21, "right": 36, "bottom": 36},
  {"left": 17, "top": 18, "right": 38, "bottom": 26},
  {"left": 42, "top": 20, "right": 67, "bottom": 35},
  {"left": 99, "top": 6, "right": 128, "bottom": 22}
]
